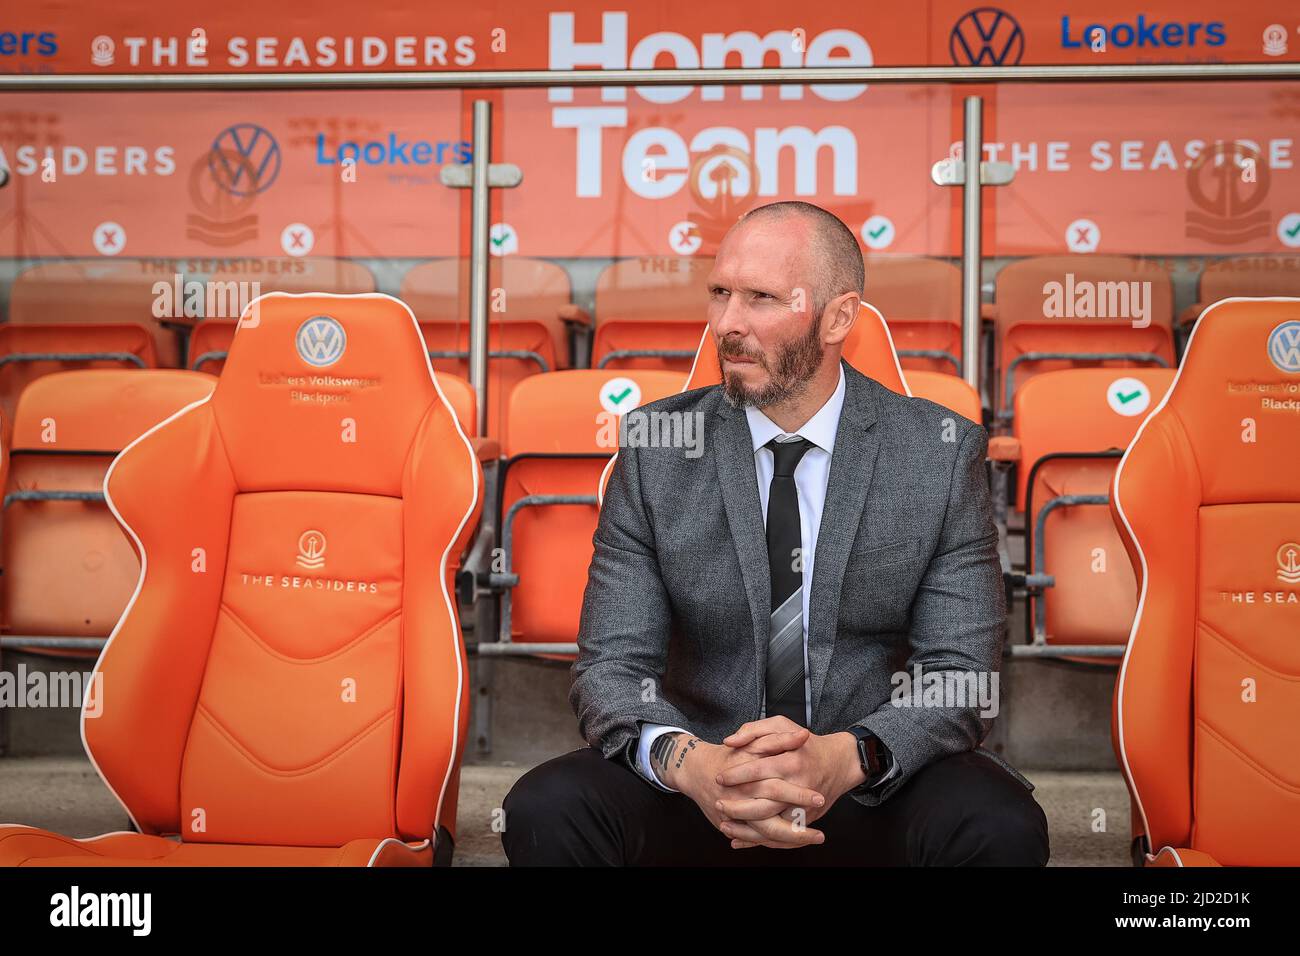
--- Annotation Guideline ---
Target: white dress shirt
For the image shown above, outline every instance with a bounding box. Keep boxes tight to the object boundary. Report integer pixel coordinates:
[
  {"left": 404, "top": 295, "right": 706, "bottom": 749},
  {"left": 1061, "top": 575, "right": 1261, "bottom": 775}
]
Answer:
[{"left": 635, "top": 365, "right": 898, "bottom": 792}]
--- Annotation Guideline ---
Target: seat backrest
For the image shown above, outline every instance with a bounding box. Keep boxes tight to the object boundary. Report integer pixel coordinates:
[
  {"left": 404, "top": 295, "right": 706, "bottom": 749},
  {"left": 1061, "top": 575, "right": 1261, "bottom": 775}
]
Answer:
[
  {"left": 864, "top": 256, "right": 963, "bottom": 373},
  {"left": 401, "top": 257, "right": 572, "bottom": 366},
  {"left": 1011, "top": 368, "right": 1174, "bottom": 647},
  {"left": 591, "top": 257, "right": 713, "bottom": 371},
  {"left": 3, "top": 261, "right": 167, "bottom": 438},
  {"left": 86, "top": 293, "right": 480, "bottom": 848},
  {"left": 402, "top": 258, "right": 569, "bottom": 438},
  {"left": 994, "top": 256, "right": 1175, "bottom": 416},
  {"left": 0, "top": 326, "right": 158, "bottom": 447},
  {"left": 593, "top": 256, "right": 713, "bottom": 325},
  {"left": 505, "top": 370, "right": 687, "bottom": 458},
  {"left": 2, "top": 370, "right": 217, "bottom": 643},
  {"left": 905, "top": 370, "right": 982, "bottom": 424},
  {"left": 432, "top": 371, "right": 476, "bottom": 438},
  {"left": 415, "top": 321, "right": 557, "bottom": 442},
  {"left": 1012, "top": 367, "right": 1176, "bottom": 509},
  {"left": 1111, "top": 297, "right": 1300, "bottom": 865},
  {"left": 503, "top": 370, "right": 684, "bottom": 644},
  {"left": 187, "top": 259, "right": 376, "bottom": 372},
  {"left": 9, "top": 260, "right": 178, "bottom": 363},
  {"left": 1199, "top": 256, "right": 1300, "bottom": 301}
]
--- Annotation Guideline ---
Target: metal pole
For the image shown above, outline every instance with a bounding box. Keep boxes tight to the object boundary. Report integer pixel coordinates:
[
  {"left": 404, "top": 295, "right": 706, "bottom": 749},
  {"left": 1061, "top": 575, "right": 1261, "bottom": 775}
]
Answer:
[
  {"left": 468, "top": 99, "right": 492, "bottom": 437},
  {"left": 2, "top": 63, "right": 1298, "bottom": 91},
  {"left": 960, "top": 95, "right": 983, "bottom": 391}
]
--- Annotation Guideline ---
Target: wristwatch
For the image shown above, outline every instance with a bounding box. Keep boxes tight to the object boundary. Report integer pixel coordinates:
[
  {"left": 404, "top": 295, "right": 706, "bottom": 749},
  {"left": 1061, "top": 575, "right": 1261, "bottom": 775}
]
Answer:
[{"left": 848, "top": 726, "right": 893, "bottom": 792}]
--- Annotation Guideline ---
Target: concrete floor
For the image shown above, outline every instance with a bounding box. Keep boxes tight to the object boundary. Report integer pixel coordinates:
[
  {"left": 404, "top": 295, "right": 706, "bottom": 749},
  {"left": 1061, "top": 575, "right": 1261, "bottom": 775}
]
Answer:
[{"left": 0, "top": 755, "right": 1132, "bottom": 866}]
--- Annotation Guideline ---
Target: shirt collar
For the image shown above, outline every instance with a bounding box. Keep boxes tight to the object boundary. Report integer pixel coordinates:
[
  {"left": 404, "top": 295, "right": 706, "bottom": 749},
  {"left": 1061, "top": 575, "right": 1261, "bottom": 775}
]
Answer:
[{"left": 745, "top": 362, "right": 847, "bottom": 455}]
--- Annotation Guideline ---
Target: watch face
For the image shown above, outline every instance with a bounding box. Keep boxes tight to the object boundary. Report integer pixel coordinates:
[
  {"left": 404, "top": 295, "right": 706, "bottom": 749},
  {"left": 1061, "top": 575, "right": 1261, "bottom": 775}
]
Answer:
[{"left": 857, "top": 735, "right": 878, "bottom": 774}]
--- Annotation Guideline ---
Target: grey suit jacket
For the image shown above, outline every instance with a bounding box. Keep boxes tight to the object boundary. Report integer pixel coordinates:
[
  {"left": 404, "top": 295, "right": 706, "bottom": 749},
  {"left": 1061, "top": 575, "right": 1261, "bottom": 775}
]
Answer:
[{"left": 570, "top": 359, "right": 1029, "bottom": 806}]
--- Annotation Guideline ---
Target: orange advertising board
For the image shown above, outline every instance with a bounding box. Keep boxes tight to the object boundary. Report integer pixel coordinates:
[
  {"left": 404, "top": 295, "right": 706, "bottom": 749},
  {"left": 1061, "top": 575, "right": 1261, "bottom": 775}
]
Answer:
[{"left": 0, "top": 3, "right": 1297, "bottom": 258}]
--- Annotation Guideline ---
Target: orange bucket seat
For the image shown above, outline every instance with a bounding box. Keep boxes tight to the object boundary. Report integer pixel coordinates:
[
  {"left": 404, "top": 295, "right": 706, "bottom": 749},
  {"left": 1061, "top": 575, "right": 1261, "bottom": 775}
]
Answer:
[
  {"left": 0, "top": 292, "right": 481, "bottom": 866},
  {"left": 1111, "top": 297, "right": 1300, "bottom": 866}
]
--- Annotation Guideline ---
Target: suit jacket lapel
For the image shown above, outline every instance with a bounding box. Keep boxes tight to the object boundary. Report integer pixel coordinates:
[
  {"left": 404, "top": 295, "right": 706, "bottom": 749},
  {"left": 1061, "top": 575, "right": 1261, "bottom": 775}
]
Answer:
[
  {"left": 714, "top": 398, "right": 771, "bottom": 700},
  {"left": 808, "top": 362, "right": 880, "bottom": 721}
]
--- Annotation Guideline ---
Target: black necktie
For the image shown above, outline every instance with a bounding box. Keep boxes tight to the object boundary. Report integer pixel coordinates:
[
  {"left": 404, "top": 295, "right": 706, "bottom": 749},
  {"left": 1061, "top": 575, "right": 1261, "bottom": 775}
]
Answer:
[{"left": 765, "top": 436, "right": 814, "bottom": 726}]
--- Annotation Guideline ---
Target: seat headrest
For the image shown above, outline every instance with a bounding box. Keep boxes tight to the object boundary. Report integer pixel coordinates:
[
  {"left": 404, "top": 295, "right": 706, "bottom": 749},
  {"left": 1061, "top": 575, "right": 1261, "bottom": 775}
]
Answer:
[
  {"left": 214, "top": 292, "right": 461, "bottom": 495},
  {"left": 1148, "top": 297, "right": 1300, "bottom": 504},
  {"left": 506, "top": 370, "right": 687, "bottom": 456},
  {"left": 10, "top": 370, "right": 217, "bottom": 452}
]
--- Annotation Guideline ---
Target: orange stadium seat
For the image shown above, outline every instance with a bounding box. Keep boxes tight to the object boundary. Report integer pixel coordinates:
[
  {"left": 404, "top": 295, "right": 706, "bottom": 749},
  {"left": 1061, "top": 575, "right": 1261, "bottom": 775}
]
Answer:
[
  {"left": 988, "top": 368, "right": 1174, "bottom": 651},
  {"left": 186, "top": 258, "right": 376, "bottom": 373},
  {"left": 401, "top": 258, "right": 576, "bottom": 439},
  {"left": 0, "top": 292, "right": 481, "bottom": 866},
  {"left": 905, "top": 369, "right": 982, "bottom": 424},
  {"left": 990, "top": 256, "right": 1175, "bottom": 424},
  {"left": 7, "top": 259, "right": 180, "bottom": 363},
  {"left": 864, "top": 256, "right": 963, "bottom": 375},
  {"left": 496, "top": 370, "right": 684, "bottom": 653},
  {"left": 1, "top": 369, "right": 217, "bottom": 659},
  {"left": 589, "top": 257, "right": 713, "bottom": 372},
  {"left": 432, "top": 371, "right": 476, "bottom": 438},
  {"left": 1, "top": 261, "right": 171, "bottom": 441},
  {"left": 1176, "top": 256, "right": 1300, "bottom": 345},
  {"left": 1111, "top": 297, "right": 1300, "bottom": 866}
]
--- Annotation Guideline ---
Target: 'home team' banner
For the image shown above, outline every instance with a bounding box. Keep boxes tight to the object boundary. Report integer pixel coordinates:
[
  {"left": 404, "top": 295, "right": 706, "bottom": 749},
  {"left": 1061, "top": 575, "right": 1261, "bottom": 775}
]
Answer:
[{"left": 1, "top": 2, "right": 1298, "bottom": 258}]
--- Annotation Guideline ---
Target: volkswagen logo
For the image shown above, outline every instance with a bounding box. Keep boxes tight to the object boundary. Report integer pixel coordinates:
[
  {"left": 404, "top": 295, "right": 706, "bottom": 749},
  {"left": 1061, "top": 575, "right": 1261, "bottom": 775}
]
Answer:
[
  {"left": 950, "top": 7, "right": 1024, "bottom": 66},
  {"left": 209, "top": 123, "right": 281, "bottom": 197},
  {"left": 1267, "top": 320, "right": 1300, "bottom": 374},
  {"left": 296, "top": 315, "right": 347, "bottom": 368}
]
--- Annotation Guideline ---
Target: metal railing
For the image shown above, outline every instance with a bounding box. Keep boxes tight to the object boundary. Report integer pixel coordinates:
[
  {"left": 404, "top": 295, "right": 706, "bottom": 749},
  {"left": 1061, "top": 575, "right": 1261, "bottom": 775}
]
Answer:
[{"left": 4, "top": 63, "right": 1298, "bottom": 91}]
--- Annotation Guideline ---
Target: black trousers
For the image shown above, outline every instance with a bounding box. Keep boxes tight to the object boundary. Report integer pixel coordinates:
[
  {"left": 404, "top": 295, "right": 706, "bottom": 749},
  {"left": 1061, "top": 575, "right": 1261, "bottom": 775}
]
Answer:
[{"left": 501, "top": 745, "right": 1050, "bottom": 866}]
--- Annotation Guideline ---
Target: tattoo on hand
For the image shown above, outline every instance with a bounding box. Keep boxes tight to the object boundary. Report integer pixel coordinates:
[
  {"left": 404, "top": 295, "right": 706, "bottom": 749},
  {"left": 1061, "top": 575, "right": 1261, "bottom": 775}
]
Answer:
[{"left": 651, "top": 733, "right": 699, "bottom": 777}]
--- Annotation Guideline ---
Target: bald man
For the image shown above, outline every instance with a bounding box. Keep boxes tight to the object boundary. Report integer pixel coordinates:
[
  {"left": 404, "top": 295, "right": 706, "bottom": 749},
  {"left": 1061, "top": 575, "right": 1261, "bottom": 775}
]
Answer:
[{"left": 501, "top": 201, "right": 1049, "bottom": 866}]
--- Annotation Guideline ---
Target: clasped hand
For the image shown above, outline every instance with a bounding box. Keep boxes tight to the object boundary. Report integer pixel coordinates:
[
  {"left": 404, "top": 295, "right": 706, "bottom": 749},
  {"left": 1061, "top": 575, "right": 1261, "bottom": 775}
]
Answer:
[{"left": 659, "top": 716, "right": 865, "bottom": 850}]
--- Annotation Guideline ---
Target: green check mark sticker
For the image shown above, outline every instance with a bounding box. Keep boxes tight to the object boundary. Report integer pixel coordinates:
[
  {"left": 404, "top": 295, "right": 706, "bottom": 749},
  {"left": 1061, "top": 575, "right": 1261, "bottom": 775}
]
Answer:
[
  {"left": 488, "top": 222, "right": 517, "bottom": 256},
  {"left": 1107, "top": 377, "right": 1151, "bottom": 417},
  {"left": 860, "top": 215, "right": 895, "bottom": 250},
  {"left": 1280, "top": 214, "right": 1300, "bottom": 248},
  {"left": 599, "top": 377, "right": 641, "bottom": 415}
]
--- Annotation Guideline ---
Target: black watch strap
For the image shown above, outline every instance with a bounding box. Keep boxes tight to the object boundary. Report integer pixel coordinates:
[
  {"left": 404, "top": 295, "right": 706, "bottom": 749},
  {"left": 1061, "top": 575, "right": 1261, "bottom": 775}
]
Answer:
[{"left": 849, "top": 727, "right": 892, "bottom": 790}]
